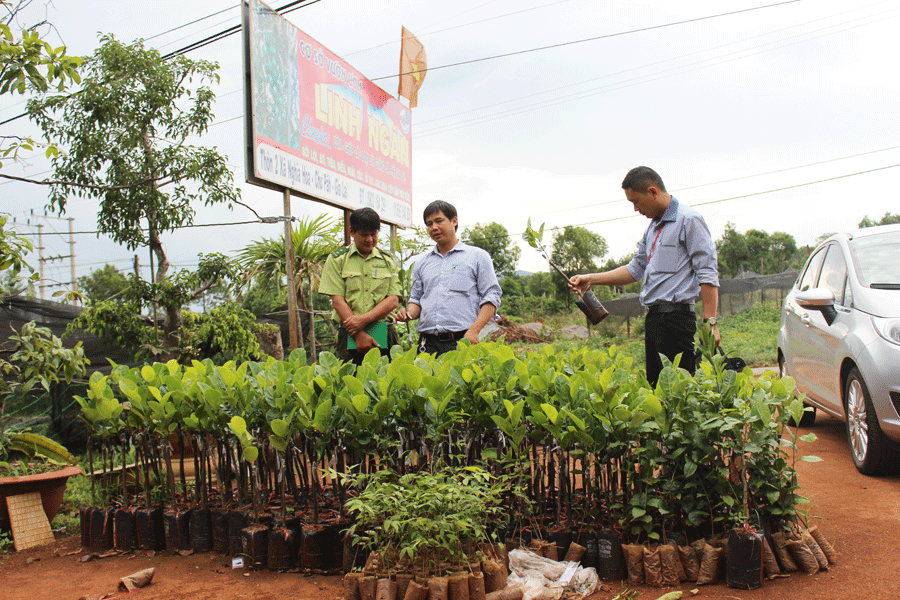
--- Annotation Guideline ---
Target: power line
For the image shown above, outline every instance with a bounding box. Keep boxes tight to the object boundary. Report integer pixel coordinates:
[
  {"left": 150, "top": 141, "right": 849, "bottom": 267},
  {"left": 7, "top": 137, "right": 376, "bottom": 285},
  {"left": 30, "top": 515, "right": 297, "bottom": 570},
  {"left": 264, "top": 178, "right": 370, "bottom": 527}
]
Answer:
[
  {"left": 416, "top": 5, "right": 899, "bottom": 137},
  {"left": 371, "top": 0, "right": 801, "bottom": 84},
  {"left": 145, "top": 3, "right": 241, "bottom": 42},
  {"left": 397, "top": 161, "right": 900, "bottom": 243},
  {"left": 0, "top": 0, "right": 320, "bottom": 127},
  {"left": 529, "top": 143, "right": 900, "bottom": 218},
  {"left": 414, "top": 1, "right": 896, "bottom": 131}
]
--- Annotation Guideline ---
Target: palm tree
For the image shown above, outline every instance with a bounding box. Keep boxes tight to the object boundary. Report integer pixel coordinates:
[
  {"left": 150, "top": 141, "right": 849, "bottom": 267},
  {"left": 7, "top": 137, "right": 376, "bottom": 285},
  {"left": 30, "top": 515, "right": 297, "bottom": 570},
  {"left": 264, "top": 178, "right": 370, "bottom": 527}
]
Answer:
[{"left": 236, "top": 214, "right": 341, "bottom": 358}]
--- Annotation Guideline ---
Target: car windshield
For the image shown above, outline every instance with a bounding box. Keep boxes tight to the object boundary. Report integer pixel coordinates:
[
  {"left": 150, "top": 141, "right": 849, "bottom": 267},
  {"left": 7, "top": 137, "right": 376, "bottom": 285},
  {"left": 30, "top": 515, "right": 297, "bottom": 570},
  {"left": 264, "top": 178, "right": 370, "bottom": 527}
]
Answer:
[{"left": 850, "top": 230, "right": 900, "bottom": 287}]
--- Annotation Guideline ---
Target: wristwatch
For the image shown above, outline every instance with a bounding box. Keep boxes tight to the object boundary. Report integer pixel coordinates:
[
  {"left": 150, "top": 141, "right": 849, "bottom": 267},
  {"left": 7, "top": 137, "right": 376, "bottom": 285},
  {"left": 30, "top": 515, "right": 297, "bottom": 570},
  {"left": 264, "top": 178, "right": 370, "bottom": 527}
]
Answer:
[{"left": 703, "top": 317, "right": 718, "bottom": 326}]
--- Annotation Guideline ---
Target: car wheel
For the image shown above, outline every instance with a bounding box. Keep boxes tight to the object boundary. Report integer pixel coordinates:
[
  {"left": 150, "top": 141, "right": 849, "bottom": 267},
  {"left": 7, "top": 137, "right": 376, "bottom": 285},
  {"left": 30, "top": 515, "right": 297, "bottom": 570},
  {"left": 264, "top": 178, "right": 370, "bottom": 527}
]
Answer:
[
  {"left": 845, "top": 366, "right": 897, "bottom": 475},
  {"left": 781, "top": 355, "right": 816, "bottom": 427}
]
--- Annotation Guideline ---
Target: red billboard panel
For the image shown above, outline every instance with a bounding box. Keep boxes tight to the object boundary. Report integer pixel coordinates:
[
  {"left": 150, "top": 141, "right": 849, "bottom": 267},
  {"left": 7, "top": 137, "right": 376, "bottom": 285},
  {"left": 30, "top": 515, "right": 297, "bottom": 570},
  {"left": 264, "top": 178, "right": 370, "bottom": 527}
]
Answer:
[{"left": 244, "top": 0, "right": 413, "bottom": 227}]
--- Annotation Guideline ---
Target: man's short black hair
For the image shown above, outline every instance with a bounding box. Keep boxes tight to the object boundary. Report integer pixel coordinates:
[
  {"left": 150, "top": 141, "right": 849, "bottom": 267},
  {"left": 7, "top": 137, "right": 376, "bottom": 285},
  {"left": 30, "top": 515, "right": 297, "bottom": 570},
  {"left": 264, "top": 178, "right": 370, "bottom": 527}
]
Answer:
[
  {"left": 423, "top": 200, "right": 458, "bottom": 231},
  {"left": 349, "top": 207, "right": 381, "bottom": 232},
  {"left": 622, "top": 166, "right": 667, "bottom": 193}
]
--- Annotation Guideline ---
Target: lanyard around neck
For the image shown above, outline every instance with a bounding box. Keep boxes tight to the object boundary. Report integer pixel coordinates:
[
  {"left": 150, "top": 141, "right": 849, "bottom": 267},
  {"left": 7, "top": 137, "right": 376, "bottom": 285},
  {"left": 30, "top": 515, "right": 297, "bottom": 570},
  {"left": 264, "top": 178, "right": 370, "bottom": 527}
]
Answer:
[{"left": 648, "top": 222, "right": 666, "bottom": 260}]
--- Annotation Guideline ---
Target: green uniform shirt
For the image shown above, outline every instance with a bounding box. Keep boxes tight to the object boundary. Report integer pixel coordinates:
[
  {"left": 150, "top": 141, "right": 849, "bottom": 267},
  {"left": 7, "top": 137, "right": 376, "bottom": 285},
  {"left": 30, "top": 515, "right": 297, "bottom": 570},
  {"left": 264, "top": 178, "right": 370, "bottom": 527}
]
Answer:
[{"left": 318, "top": 243, "right": 401, "bottom": 322}]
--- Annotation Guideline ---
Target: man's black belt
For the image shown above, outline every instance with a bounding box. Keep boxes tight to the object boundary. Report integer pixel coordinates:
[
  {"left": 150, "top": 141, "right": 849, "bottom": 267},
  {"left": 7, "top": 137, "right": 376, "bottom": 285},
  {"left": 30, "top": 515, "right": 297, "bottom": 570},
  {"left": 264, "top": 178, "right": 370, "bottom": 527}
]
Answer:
[
  {"left": 421, "top": 330, "right": 467, "bottom": 342},
  {"left": 647, "top": 302, "right": 694, "bottom": 315}
]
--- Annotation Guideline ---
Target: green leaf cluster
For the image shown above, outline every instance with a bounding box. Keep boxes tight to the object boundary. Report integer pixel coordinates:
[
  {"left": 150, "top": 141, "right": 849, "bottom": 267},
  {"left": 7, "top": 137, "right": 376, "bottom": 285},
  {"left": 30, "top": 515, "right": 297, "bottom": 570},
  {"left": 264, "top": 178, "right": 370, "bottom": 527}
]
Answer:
[{"left": 344, "top": 466, "right": 506, "bottom": 573}]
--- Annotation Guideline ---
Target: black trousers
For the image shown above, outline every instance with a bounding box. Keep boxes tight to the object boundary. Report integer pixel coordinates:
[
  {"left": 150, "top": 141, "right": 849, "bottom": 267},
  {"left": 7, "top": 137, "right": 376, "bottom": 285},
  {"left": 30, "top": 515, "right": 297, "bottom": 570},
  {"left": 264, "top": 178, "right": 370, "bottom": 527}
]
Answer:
[
  {"left": 417, "top": 331, "right": 467, "bottom": 356},
  {"left": 644, "top": 308, "right": 696, "bottom": 386}
]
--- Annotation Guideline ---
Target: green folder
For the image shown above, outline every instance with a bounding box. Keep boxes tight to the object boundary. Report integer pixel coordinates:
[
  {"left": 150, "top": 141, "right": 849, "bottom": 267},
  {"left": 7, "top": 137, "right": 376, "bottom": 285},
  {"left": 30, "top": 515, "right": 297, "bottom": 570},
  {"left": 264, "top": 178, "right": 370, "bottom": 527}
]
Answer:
[{"left": 347, "top": 321, "right": 389, "bottom": 350}]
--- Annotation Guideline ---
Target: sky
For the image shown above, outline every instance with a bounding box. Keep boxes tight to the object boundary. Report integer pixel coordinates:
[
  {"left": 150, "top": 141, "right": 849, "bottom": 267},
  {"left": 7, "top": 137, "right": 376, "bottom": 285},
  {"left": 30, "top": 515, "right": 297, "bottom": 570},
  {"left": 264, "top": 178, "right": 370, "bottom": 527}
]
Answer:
[{"left": 3, "top": 0, "right": 900, "bottom": 297}]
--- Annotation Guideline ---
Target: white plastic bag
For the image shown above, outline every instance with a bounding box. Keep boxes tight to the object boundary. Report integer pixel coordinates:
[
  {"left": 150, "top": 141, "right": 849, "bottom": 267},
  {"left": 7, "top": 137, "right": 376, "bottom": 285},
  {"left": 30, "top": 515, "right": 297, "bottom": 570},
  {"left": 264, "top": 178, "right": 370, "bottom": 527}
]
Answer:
[{"left": 506, "top": 548, "right": 599, "bottom": 599}]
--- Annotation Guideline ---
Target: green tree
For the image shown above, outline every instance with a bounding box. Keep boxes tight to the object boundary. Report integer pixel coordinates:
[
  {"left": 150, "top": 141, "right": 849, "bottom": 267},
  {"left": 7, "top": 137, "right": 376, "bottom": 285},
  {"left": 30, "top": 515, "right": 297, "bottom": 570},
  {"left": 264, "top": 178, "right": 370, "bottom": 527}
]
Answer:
[
  {"left": 859, "top": 211, "right": 900, "bottom": 228},
  {"left": 744, "top": 229, "right": 771, "bottom": 274},
  {"left": 78, "top": 263, "right": 129, "bottom": 303},
  {"left": 525, "top": 271, "right": 554, "bottom": 298},
  {"left": 716, "top": 222, "right": 749, "bottom": 278},
  {"left": 550, "top": 226, "right": 608, "bottom": 298},
  {"left": 0, "top": 0, "right": 81, "bottom": 169},
  {"left": 241, "top": 283, "right": 284, "bottom": 317},
  {"left": 550, "top": 226, "right": 608, "bottom": 273},
  {"left": 28, "top": 35, "right": 238, "bottom": 354},
  {"left": 462, "top": 222, "right": 521, "bottom": 278},
  {"left": 769, "top": 231, "right": 798, "bottom": 272}
]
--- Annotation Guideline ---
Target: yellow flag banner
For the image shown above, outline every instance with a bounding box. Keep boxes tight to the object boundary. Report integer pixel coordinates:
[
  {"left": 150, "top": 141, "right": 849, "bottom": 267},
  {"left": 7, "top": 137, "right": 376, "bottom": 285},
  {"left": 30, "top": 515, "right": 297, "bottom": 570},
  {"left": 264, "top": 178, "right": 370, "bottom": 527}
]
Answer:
[{"left": 398, "top": 26, "right": 427, "bottom": 108}]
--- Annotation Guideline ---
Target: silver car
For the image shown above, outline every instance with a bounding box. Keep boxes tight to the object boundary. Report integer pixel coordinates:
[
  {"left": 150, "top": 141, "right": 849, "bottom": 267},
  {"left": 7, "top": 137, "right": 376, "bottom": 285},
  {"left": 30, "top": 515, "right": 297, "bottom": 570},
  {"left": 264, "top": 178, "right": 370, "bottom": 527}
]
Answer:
[{"left": 777, "top": 223, "right": 900, "bottom": 475}]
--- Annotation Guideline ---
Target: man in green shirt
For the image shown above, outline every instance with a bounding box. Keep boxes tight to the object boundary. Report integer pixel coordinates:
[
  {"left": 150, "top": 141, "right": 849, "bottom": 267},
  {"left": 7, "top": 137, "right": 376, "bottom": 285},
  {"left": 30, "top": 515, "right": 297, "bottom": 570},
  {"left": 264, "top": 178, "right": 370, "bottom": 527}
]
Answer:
[{"left": 318, "top": 208, "right": 401, "bottom": 364}]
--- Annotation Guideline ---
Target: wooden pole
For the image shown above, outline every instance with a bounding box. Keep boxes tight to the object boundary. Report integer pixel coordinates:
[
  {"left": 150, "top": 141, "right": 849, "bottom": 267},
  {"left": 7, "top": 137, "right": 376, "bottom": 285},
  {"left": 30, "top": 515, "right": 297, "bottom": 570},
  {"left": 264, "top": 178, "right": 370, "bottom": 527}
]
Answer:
[{"left": 284, "top": 188, "right": 299, "bottom": 351}]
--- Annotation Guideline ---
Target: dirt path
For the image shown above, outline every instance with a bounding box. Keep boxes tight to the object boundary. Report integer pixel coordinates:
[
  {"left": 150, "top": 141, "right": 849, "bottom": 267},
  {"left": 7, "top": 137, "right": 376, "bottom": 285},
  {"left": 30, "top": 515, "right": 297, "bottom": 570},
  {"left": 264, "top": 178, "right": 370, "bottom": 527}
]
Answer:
[{"left": 2, "top": 412, "right": 898, "bottom": 600}]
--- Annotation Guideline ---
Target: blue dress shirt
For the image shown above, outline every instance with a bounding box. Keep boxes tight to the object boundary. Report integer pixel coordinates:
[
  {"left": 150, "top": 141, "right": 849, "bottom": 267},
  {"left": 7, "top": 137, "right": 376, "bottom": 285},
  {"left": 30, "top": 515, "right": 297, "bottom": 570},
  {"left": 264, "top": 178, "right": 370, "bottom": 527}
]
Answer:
[
  {"left": 409, "top": 241, "right": 502, "bottom": 334},
  {"left": 625, "top": 197, "right": 719, "bottom": 307}
]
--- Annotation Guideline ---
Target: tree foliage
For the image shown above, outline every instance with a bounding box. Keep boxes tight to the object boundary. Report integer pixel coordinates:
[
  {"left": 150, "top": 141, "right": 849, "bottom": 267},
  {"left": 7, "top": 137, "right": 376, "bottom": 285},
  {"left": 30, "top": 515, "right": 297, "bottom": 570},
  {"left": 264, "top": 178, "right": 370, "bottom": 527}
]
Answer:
[
  {"left": 462, "top": 222, "right": 521, "bottom": 278},
  {"left": 237, "top": 214, "right": 340, "bottom": 313},
  {"left": 550, "top": 226, "right": 608, "bottom": 274},
  {"left": 859, "top": 211, "right": 900, "bottom": 228},
  {"left": 28, "top": 35, "right": 245, "bottom": 358},
  {"left": 70, "top": 253, "right": 261, "bottom": 363},
  {"left": 78, "top": 263, "right": 129, "bottom": 303},
  {"left": 0, "top": 0, "right": 81, "bottom": 168},
  {"left": 550, "top": 226, "right": 608, "bottom": 298},
  {"left": 716, "top": 222, "right": 805, "bottom": 278},
  {"left": 28, "top": 34, "right": 235, "bottom": 280}
]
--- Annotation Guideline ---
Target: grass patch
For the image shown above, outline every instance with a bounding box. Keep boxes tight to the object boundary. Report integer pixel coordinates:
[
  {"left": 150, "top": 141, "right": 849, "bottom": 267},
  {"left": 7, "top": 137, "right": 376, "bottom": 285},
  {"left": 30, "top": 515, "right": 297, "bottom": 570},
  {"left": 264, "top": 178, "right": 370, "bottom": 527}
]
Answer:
[{"left": 506, "top": 299, "right": 781, "bottom": 368}]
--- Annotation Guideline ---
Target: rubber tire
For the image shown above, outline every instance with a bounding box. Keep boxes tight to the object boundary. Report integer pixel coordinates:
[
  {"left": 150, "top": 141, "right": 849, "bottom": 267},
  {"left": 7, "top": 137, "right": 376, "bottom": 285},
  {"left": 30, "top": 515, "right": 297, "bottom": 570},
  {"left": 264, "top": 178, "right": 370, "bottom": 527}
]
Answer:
[
  {"left": 845, "top": 366, "right": 897, "bottom": 475},
  {"left": 781, "top": 355, "right": 816, "bottom": 427}
]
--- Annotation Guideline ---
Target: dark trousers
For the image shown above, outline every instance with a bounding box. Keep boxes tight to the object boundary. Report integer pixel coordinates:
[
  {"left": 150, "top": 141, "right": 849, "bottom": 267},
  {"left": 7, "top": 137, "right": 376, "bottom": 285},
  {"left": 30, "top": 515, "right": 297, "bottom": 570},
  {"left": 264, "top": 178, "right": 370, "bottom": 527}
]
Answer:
[
  {"left": 644, "top": 307, "right": 696, "bottom": 386},
  {"left": 336, "top": 324, "right": 399, "bottom": 365},
  {"left": 417, "top": 331, "right": 467, "bottom": 356}
]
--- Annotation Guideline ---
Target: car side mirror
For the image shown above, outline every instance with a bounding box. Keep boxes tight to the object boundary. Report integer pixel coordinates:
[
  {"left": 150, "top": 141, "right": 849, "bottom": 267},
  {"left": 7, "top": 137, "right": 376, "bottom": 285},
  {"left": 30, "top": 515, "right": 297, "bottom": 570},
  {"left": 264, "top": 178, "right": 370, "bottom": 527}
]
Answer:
[{"left": 796, "top": 288, "right": 838, "bottom": 325}]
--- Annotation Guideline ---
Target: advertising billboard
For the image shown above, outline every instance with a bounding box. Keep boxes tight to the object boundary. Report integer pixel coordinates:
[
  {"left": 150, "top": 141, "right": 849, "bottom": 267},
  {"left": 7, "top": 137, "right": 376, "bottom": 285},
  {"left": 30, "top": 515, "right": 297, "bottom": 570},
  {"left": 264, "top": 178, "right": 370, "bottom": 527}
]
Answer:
[{"left": 242, "top": 0, "right": 413, "bottom": 227}]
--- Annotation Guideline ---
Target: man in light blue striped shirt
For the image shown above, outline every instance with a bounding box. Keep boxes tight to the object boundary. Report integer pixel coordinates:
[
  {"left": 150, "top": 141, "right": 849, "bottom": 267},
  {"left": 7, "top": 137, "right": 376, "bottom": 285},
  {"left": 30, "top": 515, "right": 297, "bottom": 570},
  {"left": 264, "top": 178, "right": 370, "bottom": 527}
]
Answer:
[
  {"left": 395, "top": 200, "right": 502, "bottom": 355},
  {"left": 571, "top": 167, "right": 720, "bottom": 385}
]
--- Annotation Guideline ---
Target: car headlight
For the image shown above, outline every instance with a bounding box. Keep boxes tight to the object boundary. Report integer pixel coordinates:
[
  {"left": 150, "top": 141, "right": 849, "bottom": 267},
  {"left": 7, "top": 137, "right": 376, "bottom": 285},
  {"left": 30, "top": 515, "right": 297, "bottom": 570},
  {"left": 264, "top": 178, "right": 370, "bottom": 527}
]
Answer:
[{"left": 872, "top": 316, "right": 900, "bottom": 346}]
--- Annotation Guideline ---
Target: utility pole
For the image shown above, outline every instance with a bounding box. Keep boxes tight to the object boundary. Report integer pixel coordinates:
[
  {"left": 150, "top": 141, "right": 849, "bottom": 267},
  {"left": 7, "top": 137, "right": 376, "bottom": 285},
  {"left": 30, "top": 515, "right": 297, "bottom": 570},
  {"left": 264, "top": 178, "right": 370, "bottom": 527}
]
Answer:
[
  {"left": 68, "top": 217, "right": 77, "bottom": 293},
  {"left": 37, "top": 224, "right": 46, "bottom": 300},
  {"left": 29, "top": 212, "right": 78, "bottom": 301}
]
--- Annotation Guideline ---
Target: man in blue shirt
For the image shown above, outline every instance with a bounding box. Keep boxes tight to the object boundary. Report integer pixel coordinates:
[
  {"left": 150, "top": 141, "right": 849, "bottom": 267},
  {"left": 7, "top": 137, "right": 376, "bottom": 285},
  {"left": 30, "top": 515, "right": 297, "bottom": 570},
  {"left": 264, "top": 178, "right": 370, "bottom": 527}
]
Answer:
[
  {"left": 395, "top": 200, "right": 502, "bottom": 355},
  {"left": 570, "top": 167, "right": 720, "bottom": 385}
]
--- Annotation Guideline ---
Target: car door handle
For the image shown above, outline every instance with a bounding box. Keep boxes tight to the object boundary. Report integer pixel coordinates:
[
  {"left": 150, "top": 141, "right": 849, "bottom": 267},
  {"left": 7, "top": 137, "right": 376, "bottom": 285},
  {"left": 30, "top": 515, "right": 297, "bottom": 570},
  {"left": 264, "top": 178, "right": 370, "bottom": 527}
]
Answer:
[{"left": 801, "top": 314, "right": 811, "bottom": 326}]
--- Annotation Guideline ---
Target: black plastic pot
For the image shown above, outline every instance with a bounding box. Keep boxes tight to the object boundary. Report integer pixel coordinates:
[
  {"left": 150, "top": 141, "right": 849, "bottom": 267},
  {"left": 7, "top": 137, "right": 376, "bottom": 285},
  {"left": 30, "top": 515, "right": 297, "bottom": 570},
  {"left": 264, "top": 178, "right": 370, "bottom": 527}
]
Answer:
[
  {"left": 135, "top": 507, "right": 165, "bottom": 551},
  {"left": 267, "top": 527, "right": 296, "bottom": 570},
  {"left": 726, "top": 527, "right": 764, "bottom": 590},
  {"left": 300, "top": 523, "right": 339, "bottom": 571},
  {"left": 114, "top": 507, "right": 136, "bottom": 551},
  {"left": 549, "top": 529, "right": 572, "bottom": 561},
  {"left": 241, "top": 524, "right": 269, "bottom": 569},
  {"left": 583, "top": 535, "right": 599, "bottom": 570},
  {"left": 227, "top": 510, "right": 248, "bottom": 556},
  {"left": 211, "top": 509, "right": 230, "bottom": 554},
  {"left": 163, "top": 510, "right": 192, "bottom": 553},
  {"left": 595, "top": 530, "right": 626, "bottom": 581},
  {"left": 89, "top": 507, "right": 114, "bottom": 553},
  {"left": 190, "top": 508, "right": 212, "bottom": 553}
]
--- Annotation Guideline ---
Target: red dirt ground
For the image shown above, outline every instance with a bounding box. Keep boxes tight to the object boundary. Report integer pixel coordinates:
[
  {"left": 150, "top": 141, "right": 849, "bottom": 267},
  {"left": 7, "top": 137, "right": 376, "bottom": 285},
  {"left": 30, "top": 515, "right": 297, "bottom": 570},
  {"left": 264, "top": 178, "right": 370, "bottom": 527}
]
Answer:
[{"left": 2, "top": 412, "right": 898, "bottom": 600}]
